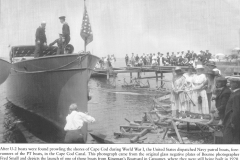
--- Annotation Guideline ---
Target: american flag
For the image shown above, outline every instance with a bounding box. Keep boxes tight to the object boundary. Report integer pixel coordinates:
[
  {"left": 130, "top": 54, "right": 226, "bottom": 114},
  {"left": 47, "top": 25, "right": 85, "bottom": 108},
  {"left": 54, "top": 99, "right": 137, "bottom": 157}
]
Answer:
[{"left": 80, "top": 2, "right": 93, "bottom": 46}]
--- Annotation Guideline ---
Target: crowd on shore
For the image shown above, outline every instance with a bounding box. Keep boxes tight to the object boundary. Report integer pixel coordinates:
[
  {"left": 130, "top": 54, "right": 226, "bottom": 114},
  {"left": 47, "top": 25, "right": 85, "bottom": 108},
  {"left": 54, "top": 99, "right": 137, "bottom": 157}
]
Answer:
[
  {"left": 171, "top": 62, "right": 240, "bottom": 144},
  {"left": 97, "top": 55, "right": 116, "bottom": 69},
  {"left": 125, "top": 50, "right": 212, "bottom": 67}
]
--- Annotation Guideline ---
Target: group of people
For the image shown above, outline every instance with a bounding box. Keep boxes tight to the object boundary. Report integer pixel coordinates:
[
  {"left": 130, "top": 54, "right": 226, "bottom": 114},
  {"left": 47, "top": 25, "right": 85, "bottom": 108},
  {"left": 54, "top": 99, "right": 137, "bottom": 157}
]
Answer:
[
  {"left": 171, "top": 62, "right": 240, "bottom": 144},
  {"left": 34, "top": 16, "right": 71, "bottom": 57},
  {"left": 97, "top": 55, "right": 116, "bottom": 69},
  {"left": 125, "top": 50, "right": 212, "bottom": 67}
]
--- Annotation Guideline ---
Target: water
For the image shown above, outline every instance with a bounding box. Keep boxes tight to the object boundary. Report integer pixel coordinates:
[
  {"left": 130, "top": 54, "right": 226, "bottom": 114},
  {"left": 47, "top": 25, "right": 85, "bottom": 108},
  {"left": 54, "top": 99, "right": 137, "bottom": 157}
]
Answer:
[{"left": 0, "top": 58, "right": 172, "bottom": 143}]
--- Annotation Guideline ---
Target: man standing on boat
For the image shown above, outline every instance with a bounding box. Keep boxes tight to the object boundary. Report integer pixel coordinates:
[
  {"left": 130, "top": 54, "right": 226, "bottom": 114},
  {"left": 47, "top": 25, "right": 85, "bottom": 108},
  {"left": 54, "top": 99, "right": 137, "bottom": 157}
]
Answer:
[
  {"left": 34, "top": 21, "right": 47, "bottom": 58},
  {"left": 59, "top": 16, "right": 70, "bottom": 49}
]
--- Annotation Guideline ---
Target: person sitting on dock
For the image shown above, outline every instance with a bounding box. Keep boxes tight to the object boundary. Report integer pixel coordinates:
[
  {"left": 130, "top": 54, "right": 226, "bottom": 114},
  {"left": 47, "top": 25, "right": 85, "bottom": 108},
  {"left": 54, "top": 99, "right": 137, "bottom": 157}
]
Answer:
[
  {"left": 49, "top": 33, "right": 64, "bottom": 55},
  {"left": 64, "top": 103, "right": 95, "bottom": 143}
]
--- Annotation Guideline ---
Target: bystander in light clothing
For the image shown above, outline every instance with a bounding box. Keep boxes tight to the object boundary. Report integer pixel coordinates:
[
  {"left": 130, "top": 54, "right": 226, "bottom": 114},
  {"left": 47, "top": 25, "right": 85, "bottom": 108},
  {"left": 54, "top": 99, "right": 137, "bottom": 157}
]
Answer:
[{"left": 64, "top": 103, "right": 95, "bottom": 143}]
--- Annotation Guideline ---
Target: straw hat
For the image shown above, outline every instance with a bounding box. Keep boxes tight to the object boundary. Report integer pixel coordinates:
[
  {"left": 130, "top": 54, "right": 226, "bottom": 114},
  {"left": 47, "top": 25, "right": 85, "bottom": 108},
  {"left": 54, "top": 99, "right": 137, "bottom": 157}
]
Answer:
[
  {"left": 196, "top": 64, "right": 204, "bottom": 69},
  {"left": 227, "top": 76, "right": 240, "bottom": 82},
  {"left": 175, "top": 66, "right": 182, "bottom": 71}
]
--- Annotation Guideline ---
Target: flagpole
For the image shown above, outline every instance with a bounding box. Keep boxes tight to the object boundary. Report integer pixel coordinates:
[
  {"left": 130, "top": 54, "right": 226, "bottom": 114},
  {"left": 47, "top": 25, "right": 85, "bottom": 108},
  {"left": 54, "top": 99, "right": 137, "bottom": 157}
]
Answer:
[
  {"left": 84, "top": 0, "right": 86, "bottom": 52},
  {"left": 84, "top": 38, "right": 86, "bottom": 52}
]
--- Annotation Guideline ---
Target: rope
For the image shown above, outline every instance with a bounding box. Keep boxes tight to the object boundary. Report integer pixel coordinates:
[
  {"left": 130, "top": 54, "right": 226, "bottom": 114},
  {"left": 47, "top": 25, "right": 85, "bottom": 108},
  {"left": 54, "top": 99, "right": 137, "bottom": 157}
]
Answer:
[{"left": 11, "top": 53, "right": 88, "bottom": 74}]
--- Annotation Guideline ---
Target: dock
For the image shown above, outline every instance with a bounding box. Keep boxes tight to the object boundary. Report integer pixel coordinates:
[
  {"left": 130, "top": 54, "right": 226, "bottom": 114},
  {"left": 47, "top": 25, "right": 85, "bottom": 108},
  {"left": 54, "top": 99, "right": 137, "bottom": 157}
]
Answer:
[{"left": 106, "top": 65, "right": 189, "bottom": 87}]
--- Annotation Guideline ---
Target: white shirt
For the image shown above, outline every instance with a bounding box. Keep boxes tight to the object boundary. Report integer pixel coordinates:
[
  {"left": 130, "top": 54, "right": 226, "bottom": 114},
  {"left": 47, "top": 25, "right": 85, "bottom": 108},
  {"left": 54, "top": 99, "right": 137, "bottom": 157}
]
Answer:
[
  {"left": 213, "top": 68, "right": 221, "bottom": 75},
  {"left": 64, "top": 111, "right": 95, "bottom": 131},
  {"left": 232, "top": 88, "right": 240, "bottom": 93}
]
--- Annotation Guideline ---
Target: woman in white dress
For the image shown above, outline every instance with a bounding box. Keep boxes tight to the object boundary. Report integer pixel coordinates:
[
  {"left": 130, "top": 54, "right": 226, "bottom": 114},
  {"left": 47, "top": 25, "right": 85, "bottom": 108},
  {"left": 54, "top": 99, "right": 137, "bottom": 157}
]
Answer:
[
  {"left": 152, "top": 53, "right": 158, "bottom": 66},
  {"left": 182, "top": 65, "right": 196, "bottom": 116},
  {"left": 171, "top": 67, "right": 187, "bottom": 117},
  {"left": 191, "top": 64, "right": 209, "bottom": 118}
]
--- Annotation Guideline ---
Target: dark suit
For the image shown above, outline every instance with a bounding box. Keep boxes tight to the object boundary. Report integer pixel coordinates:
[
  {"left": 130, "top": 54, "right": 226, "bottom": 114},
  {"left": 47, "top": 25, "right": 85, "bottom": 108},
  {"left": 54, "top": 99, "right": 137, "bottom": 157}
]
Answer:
[
  {"left": 222, "top": 89, "right": 240, "bottom": 144},
  {"left": 62, "top": 23, "right": 70, "bottom": 47},
  {"left": 215, "top": 86, "right": 231, "bottom": 120},
  {"left": 49, "top": 38, "right": 64, "bottom": 55},
  {"left": 34, "top": 26, "right": 47, "bottom": 57}
]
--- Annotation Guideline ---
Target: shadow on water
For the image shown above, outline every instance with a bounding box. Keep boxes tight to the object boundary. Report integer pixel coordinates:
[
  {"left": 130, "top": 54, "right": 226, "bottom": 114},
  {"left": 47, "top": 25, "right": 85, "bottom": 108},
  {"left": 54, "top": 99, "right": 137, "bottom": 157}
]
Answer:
[{"left": 3, "top": 101, "right": 65, "bottom": 143}]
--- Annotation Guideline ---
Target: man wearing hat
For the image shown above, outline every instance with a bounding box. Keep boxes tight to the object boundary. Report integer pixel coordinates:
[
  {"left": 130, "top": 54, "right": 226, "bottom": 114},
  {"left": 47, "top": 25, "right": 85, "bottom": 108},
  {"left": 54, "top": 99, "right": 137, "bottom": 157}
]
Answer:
[
  {"left": 206, "top": 50, "right": 212, "bottom": 62},
  {"left": 206, "top": 61, "right": 221, "bottom": 75},
  {"left": 49, "top": 33, "right": 64, "bottom": 55},
  {"left": 214, "top": 77, "right": 231, "bottom": 125},
  {"left": 59, "top": 16, "right": 70, "bottom": 48},
  {"left": 165, "top": 52, "right": 170, "bottom": 65},
  {"left": 34, "top": 21, "right": 47, "bottom": 58},
  {"left": 222, "top": 76, "right": 240, "bottom": 144},
  {"left": 205, "top": 69, "right": 218, "bottom": 111}
]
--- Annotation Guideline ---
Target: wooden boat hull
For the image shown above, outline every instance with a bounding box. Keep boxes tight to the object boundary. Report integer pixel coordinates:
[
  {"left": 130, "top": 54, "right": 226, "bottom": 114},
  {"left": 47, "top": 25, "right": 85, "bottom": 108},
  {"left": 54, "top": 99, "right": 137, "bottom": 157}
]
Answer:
[
  {"left": 0, "top": 59, "right": 11, "bottom": 85},
  {"left": 7, "top": 54, "right": 99, "bottom": 142},
  {"left": 91, "top": 69, "right": 117, "bottom": 78}
]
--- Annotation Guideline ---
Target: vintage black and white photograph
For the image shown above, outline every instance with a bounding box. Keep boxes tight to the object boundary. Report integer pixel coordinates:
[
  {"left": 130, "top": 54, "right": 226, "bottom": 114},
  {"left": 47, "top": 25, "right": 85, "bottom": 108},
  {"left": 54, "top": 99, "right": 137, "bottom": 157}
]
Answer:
[{"left": 0, "top": 0, "right": 240, "bottom": 144}]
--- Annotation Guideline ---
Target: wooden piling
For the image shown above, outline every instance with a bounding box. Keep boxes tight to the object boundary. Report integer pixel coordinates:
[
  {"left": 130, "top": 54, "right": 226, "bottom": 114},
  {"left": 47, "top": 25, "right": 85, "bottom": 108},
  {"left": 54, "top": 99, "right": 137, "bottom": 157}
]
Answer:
[
  {"left": 107, "top": 70, "right": 110, "bottom": 79},
  {"left": 137, "top": 72, "right": 140, "bottom": 78},
  {"left": 160, "top": 72, "right": 163, "bottom": 88},
  {"left": 130, "top": 72, "right": 132, "bottom": 83},
  {"left": 155, "top": 72, "right": 158, "bottom": 88}
]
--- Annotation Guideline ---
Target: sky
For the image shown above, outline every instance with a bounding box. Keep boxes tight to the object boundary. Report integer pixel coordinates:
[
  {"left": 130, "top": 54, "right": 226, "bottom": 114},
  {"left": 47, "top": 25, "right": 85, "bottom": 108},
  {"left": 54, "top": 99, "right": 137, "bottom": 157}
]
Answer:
[{"left": 1, "top": 0, "right": 240, "bottom": 58}]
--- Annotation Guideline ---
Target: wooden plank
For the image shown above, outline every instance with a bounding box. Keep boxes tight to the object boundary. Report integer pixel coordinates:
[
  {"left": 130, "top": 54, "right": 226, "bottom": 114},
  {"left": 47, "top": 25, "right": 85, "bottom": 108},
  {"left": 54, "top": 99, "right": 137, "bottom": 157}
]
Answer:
[
  {"left": 156, "top": 113, "right": 214, "bottom": 126},
  {"left": 16, "top": 123, "right": 46, "bottom": 143},
  {"left": 114, "top": 132, "right": 141, "bottom": 137},
  {"left": 130, "top": 129, "right": 149, "bottom": 143},
  {"left": 113, "top": 69, "right": 141, "bottom": 73},
  {"left": 152, "top": 98, "right": 167, "bottom": 111},
  {"left": 120, "top": 125, "right": 155, "bottom": 130},
  {"left": 138, "top": 76, "right": 170, "bottom": 81},
  {"left": 158, "top": 94, "right": 171, "bottom": 101},
  {"left": 133, "top": 120, "right": 168, "bottom": 125},
  {"left": 171, "top": 121, "right": 184, "bottom": 144},
  {"left": 162, "top": 128, "right": 169, "bottom": 140}
]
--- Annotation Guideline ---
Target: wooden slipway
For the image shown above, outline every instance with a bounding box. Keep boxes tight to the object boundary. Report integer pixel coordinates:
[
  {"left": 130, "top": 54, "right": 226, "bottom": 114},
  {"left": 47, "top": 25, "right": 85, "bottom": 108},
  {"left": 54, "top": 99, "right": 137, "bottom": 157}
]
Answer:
[{"left": 16, "top": 123, "right": 46, "bottom": 143}]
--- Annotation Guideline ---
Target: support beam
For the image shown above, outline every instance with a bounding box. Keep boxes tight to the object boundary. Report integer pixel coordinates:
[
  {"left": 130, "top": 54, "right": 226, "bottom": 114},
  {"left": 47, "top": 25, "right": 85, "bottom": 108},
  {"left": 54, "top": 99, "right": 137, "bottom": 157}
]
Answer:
[
  {"left": 107, "top": 70, "right": 109, "bottom": 80},
  {"left": 130, "top": 72, "right": 132, "bottom": 83},
  {"left": 137, "top": 72, "right": 140, "bottom": 78},
  {"left": 155, "top": 72, "right": 158, "bottom": 88},
  {"left": 160, "top": 72, "right": 163, "bottom": 87}
]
